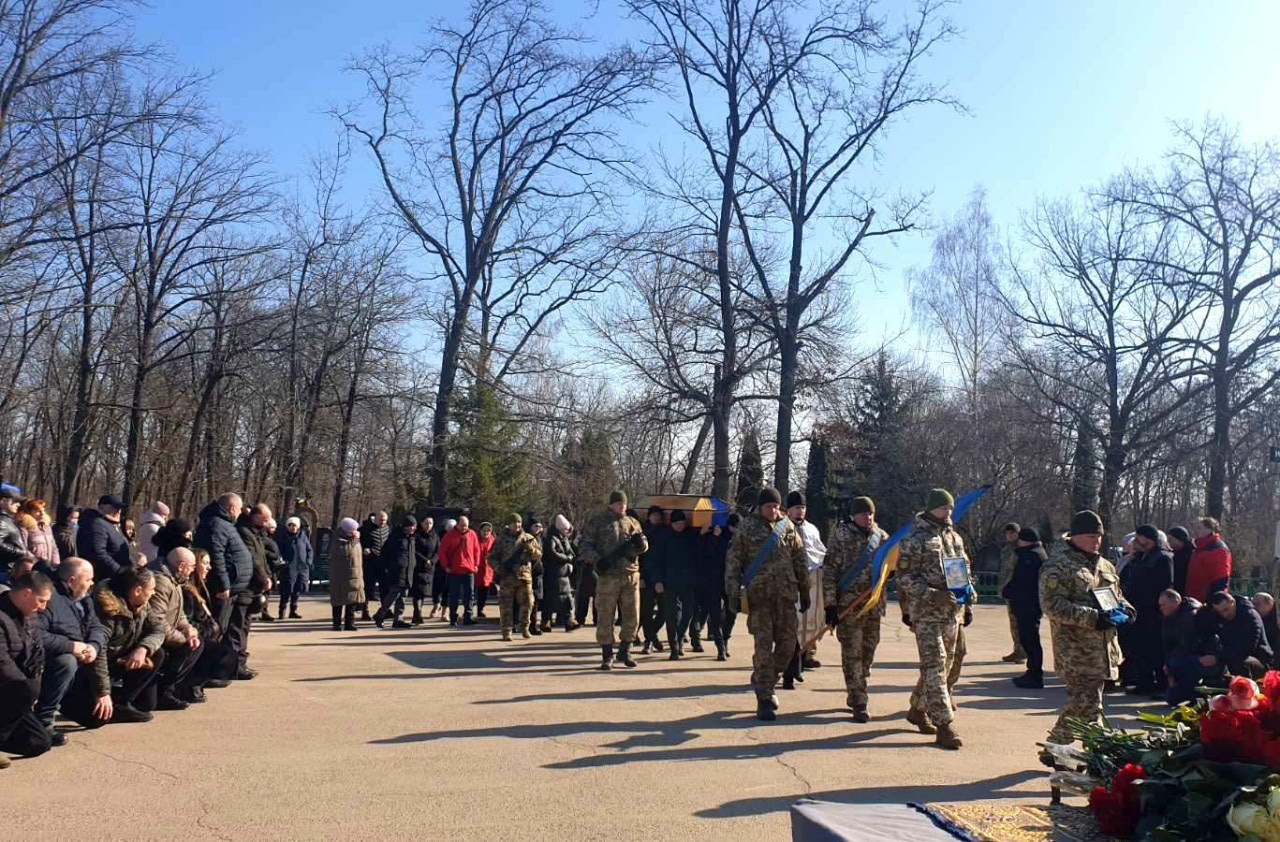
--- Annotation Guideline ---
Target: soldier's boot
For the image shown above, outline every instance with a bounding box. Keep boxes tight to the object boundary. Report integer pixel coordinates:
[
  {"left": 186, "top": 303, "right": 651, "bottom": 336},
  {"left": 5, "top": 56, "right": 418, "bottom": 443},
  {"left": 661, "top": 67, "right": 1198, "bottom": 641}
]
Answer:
[
  {"left": 502, "top": 629, "right": 513, "bottom": 641},
  {"left": 935, "top": 723, "right": 963, "bottom": 750},
  {"left": 802, "top": 652, "right": 821, "bottom": 669},
  {"left": 617, "top": 643, "right": 637, "bottom": 668},
  {"left": 642, "top": 640, "right": 653, "bottom": 654},
  {"left": 689, "top": 633, "right": 704, "bottom": 653},
  {"left": 1001, "top": 651, "right": 1025, "bottom": 664},
  {"left": 756, "top": 699, "right": 777, "bottom": 721},
  {"left": 906, "top": 707, "right": 936, "bottom": 735},
  {"left": 522, "top": 627, "right": 532, "bottom": 639},
  {"left": 277, "top": 604, "right": 286, "bottom": 620},
  {"left": 851, "top": 705, "right": 870, "bottom": 724},
  {"left": 412, "top": 606, "right": 424, "bottom": 625},
  {"left": 763, "top": 693, "right": 780, "bottom": 711},
  {"left": 652, "top": 639, "right": 664, "bottom": 653},
  {"left": 715, "top": 642, "right": 727, "bottom": 662},
  {"left": 599, "top": 645, "right": 614, "bottom": 671}
]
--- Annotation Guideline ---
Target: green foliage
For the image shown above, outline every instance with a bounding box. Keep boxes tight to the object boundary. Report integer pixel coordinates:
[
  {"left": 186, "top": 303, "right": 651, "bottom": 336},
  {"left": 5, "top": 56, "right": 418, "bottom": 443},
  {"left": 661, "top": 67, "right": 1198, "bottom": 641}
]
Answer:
[
  {"left": 548, "top": 425, "right": 619, "bottom": 523},
  {"left": 448, "top": 383, "right": 534, "bottom": 525},
  {"left": 805, "top": 436, "right": 831, "bottom": 536},
  {"left": 735, "top": 427, "right": 764, "bottom": 511}
]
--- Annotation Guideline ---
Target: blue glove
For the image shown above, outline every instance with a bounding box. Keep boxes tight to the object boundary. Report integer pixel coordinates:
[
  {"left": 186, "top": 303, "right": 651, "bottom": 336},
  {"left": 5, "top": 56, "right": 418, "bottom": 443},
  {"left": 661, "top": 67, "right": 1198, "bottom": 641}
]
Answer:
[
  {"left": 965, "top": 585, "right": 978, "bottom": 605},
  {"left": 1108, "top": 608, "right": 1131, "bottom": 626}
]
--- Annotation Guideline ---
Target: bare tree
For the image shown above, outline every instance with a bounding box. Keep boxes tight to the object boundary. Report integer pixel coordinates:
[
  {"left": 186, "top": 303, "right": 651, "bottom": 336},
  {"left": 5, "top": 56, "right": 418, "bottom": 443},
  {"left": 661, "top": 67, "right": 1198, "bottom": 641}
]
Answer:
[{"left": 338, "top": 0, "right": 649, "bottom": 504}]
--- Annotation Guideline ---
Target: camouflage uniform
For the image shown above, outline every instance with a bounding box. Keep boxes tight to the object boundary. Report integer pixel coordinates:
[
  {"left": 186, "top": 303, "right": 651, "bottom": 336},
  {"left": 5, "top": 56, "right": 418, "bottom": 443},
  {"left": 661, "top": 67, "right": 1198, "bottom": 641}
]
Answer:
[
  {"left": 726, "top": 513, "right": 807, "bottom": 701},
  {"left": 999, "top": 541, "right": 1025, "bottom": 659},
  {"left": 823, "top": 518, "right": 889, "bottom": 709},
  {"left": 1041, "top": 541, "right": 1132, "bottom": 744},
  {"left": 579, "top": 507, "right": 647, "bottom": 646},
  {"left": 896, "top": 513, "right": 969, "bottom": 728},
  {"left": 494, "top": 529, "right": 542, "bottom": 636}
]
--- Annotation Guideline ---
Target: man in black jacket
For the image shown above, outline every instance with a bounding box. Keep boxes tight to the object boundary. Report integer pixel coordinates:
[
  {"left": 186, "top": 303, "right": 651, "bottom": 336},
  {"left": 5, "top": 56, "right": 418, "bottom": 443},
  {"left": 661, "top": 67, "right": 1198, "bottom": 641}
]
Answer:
[
  {"left": 76, "top": 494, "right": 132, "bottom": 580},
  {"left": 411, "top": 516, "right": 437, "bottom": 625},
  {"left": 1253, "top": 593, "right": 1280, "bottom": 659},
  {"left": 0, "top": 571, "right": 54, "bottom": 767},
  {"left": 1167, "top": 526, "right": 1193, "bottom": 599},
  {"left": 1003, "top": 527, "right": 1047, "bottom": 689},
  {"left": 35, "top": 558, "right": 106, "bottom": 746},
  {"left": 655, "top": 510, "right": 698, "bottom": 660},
  {"left": 1120, "top": 525, "right": 1174, "bottom": 694},
  {"left": 1161, "top": 590, "right": 1213, "bottom": 705},
  {"left": 375, "top": 516, "right": 417, "bottom": 629},
  {"left": 194, "top": 493, "right": 256, "bottom": 680},
  {"left": 0, "top": 482, "right": 33, "bottom": 575},
  {"left": 1205, "top": 591, "right": 1272, "bottom": 678},
  {"left": 235, "top": 505, "right": 274, "bottom": 624},
  {"left": 359, "top": 512, "right": 389, "bottom": 620},
  {"left": 638, "top": 508, "right": 667, "bottom": 654}
]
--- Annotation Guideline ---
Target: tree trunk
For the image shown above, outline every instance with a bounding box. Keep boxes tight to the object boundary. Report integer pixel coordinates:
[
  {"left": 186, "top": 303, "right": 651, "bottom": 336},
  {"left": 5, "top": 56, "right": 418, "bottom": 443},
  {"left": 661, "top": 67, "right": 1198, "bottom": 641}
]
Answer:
[
  {"left": 1207, "top": 364, "right": 1230, "bottom": 519},
  {"left": 680, "top": 415, "right": 713, "bottom": 493},
  {"left": 59, "top": 287, "right": 96, "bottom": 510},
  {"left": 710, "top": 377, "right": 732, "bottom": 500},
  {"left": 121, "top": 339, "right": 150, "bottom": 512},
  {"left": 774, "top": 327, "right": 798, "bottom": 491},
  {"left": 428, "top": 317, "right": 467, "bottom": 505}
]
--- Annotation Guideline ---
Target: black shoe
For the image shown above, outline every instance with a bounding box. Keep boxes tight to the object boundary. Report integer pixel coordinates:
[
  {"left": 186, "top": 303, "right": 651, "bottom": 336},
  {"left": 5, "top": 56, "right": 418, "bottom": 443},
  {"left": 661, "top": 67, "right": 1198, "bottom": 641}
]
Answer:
[
  {"left": 690, "top": 638, "right": 704, "bottom": 653},
  {"left": 374, "top": 614, "right": 386, "bottom": 629},
  {"left": 1013, "top": 673, "right": 1044, "bottom": 689},
  {"left": 392, "top": 619, "right": 411, "bottom": 629},
  {"left": 412, "top": 613, "right": 424, "bottom": 625},
  {"left": 49, "top": 730, "right": 68, "bottom": 747},
  {"left": 112, "top": 704, "right": 153, "bottom": 724},
  {"left": 530, "top": 625, "right": 542, "bottom": 636},
  {"left": 802, "top": 654, "right": 821, "bottom": 669},
  {"left": 668, "top": 650, "right": 679, "bottom": 661},
  {"left": 259, "top": 612, "right": 275, "bottom": 622},
  {"left": 724, "top": 642, "right": 731, "bottom": 658},
  {"left": 449, "top": 618, "right": 459, "bottom": 627},
  {"left": 715, "top": 644, "right": 726, "bottom": 662},
  {"left": 763, "top": 694, "right": 780, "bottom": 711},
  {"left": 652, "top": 639, "right": 664, "bottom": 652},
  {"left": 157, "top": 693, "right": 190, "bottom": 711},
  {"left": 332, "top": 622, "right": 342, "bottom": 631},
  {"left": 617, "top": 644, "right": 637, "bottom": 668},
  {"left": 184, "top": 686, "right": 207, "bottom": 704},
  {"left": 343, "top": 622, "right": 358, "bottom": 631},
  {"left": 794, "top": 672, "right": 805, "bottom": 684},
  {"left": 642, "top": 641, "right": 653, "bottom": 654},
  {"left": 756, "top": 700, "right": 777, "bottom": 721},
  {"left": 599, "top": 645, "right": 614, "bottom": 671},
  {"left": 851, "top": 706, "right": 870, "bottom": 723},
  {"left": 462, "top": 617, "right": 476, "bottom": 626},
  {"left": 289, "top": 611, "right": 302, "bottom": 619},
  {"left": 235, "top": 668, "right": 257, "bottom": 681},
  {"left": 782, "top": 675, "right": 796, "bottom": 690},
  {"left": 204, "top": 679, "right": 231, "bottom": 689},
  {"left": 360, "top": 611, "right": 372, "bottom": 621}
]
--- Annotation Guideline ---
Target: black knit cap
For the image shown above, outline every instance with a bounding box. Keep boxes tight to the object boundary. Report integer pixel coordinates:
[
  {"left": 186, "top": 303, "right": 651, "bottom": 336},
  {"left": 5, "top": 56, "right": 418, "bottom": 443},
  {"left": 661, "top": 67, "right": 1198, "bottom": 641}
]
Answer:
[
  {"left": 403, "top": 514, "right": 417, "bottom": 527},
  {"left": 850, "top": 497, "right": 875, "bottom": 516},
  {"left": 670, "top": 509, "right": 686, "bottom": 523},
  {"left": 609, "top": 490, "right": 627, "bottom": 505},
  {"left": 1135, "top": 524, "right": 1160, "bottom": 543},
  {"left": 1017, "top": 527, "right": 1040, "bottom": 544},
  {"left": 1167, "top": 526, "right": 1190, "bottom": 543},
  {"left": 648, "top": 506, "right": 664, "bottom": 519},
  {"left": 757, "top": 487, "right": 783, "bottom": 507},
  {"left": 1069, "top": 510, "right": 1104, "bottom": 536},
  {"left": 786, "top": 490, "right": 805, "bottom": 508}
]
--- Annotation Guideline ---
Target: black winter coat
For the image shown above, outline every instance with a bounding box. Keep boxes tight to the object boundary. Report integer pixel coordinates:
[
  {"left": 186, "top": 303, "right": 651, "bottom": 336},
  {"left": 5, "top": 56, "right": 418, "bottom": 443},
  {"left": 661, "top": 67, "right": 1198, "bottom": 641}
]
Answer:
[
  {"left": 1163, "top": 598, "right": 1210, "bottom": 660},
  {"left": 652, "top": 526, "right": 697, "bottom": 590},
  {"left": 696, "top": 527, "right": 732, "bottom": 593},
  {"left": 0, "top": 590, "right": 42, "bottom": 688},
  {"left": 411, "top": 530, "right": 439, "bottom": 597},
  {"left": 1172, "top": 543, "right": 1193, "bottom": 597},
  {"left": 0, "top": 511, "right": 27, "bottom": 572},
  {"left": 195, "top": 500, "right": 254, "bottom": 595},
  {"left": 1121, "top": 549, "right": 1174, "bottom": 623},
  {"left": 380, "top": 529, "right": 417, "bottom": 590},
  {"left": 235, "top": 514, "right": 271, "bottom": 592},
  {"left": 542, "top": 529, "right": 575, "bottom": 598},
  {"left": 1003, "top": 544, "right": 1046, "bottom": 617},
  {"left": 77, "top": 508, "right": 132, "bottom": 580},
  {"left": 1199, "top": 596, "right": 1274, "bottom": 672},
  {"left": 38, "top": 580, "right": 108, "bottom": 658},
  {"left": 639, "top": 523, "right": 665, "bottom": 588},
  {"left": 359, "top": 521, "right": 390, "bottom": 560}
]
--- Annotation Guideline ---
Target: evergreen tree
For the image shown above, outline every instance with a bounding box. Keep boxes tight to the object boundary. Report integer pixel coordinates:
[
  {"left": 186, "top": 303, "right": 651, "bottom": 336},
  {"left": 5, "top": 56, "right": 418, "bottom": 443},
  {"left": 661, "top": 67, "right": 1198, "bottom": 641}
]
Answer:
[
  {"left": 852, "top": 351, "right": 917, "bottom": 531},
  {"left": 735, "top": 428, "right": 764, "bottom": 511},
  {"left": 448, "top": 383, "right": 533, "bottom": 524},
  {"left": 805, "top": 437, "right": 831, "bottom": 536}
]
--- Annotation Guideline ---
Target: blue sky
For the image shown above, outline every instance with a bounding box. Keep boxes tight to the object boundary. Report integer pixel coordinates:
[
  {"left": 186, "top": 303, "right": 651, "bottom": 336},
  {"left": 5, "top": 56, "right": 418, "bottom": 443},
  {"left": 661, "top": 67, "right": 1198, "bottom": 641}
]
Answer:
[{"left": 133, "top": 0, "right": 1280, "bottom": 353}]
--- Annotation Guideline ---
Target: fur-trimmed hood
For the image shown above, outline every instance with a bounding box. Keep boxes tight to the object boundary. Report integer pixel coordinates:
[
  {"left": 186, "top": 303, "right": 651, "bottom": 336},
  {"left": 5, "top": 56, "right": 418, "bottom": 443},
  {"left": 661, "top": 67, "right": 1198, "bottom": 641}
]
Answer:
[{"left": 94, "top": 582, "right": 143, "bottom": 621}]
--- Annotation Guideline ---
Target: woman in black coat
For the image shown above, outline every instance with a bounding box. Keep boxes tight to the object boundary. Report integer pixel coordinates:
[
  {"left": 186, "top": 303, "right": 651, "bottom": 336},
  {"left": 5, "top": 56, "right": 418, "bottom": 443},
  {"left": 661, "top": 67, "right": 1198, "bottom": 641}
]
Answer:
[
  {"left": 1002, "top": 527, "right": 1047, "bottom": 689},
  {"left": 410, "top": 520, "right": 439, "bottom": 625},
  {"left": 541, "top": 515, "right": 577, "bottom": 632}
]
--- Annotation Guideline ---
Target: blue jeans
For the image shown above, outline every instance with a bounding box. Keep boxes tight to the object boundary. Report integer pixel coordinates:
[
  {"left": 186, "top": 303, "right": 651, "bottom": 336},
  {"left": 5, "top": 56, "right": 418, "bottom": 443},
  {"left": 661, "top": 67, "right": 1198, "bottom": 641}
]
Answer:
[
  {"left": 36, "top": 653, "right": 79, "bottom": 729},
  {"left": 448, "top": 573, "right": 473, "bottom": 622},
  {"left": 1167, "top": 655, "right": 1224, "bottom": 705}
]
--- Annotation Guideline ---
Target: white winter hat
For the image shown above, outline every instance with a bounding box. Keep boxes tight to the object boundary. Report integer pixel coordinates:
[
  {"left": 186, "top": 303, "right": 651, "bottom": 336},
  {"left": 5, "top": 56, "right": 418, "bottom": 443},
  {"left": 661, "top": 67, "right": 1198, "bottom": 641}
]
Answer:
[
  {"left": 554, "top": 514, "right": 572, "bottom": 534},
  {"left": 340, "top": 517, "right": 359, "bottom": 535},
  {"left": 286, "top": 517, "right": 301, "bottom": 529}
]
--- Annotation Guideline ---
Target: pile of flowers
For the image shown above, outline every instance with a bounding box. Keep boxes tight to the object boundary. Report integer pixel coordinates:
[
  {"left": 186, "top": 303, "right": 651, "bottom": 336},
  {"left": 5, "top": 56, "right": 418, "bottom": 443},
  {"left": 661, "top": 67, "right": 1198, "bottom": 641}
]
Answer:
[{"left": 1047, "top": 673, "right": 1280, "bottom": 840}]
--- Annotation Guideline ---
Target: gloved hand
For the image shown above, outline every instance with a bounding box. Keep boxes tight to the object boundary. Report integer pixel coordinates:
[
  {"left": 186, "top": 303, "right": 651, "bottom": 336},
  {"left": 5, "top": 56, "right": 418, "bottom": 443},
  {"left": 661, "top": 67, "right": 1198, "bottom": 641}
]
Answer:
[
  {"left": 1110, "top": 608, "right": 1133, "bottom": 626},
  {"left": 1095, "top": 612, "right": 1116, "bottom": 631},
  {"left": 728, "top": 595, "right": 742, "bottom": 615},
  {"left": 964, "top": 584, "right": 977, "bottom": 605},
  {"left": 902, "top": 613, "right": 912, "bottom": 628},
  {"left": 824, "top": 606, "right": 839, "bottom": 628},
  {"left": 963, "top": 605, "right": 973, "bottom": 627},
  {"left": 799, "top": 593, "right": 811, "bottom": 614},
  {"left": 629, "top": 533, "right": 646, "bottom": 549}
]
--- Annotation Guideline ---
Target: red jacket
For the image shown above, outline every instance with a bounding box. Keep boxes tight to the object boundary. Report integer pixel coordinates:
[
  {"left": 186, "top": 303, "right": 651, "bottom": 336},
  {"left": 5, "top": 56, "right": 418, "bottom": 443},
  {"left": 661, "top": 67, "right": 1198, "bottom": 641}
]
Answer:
[
  {"left": 475, "top": 532, "right": 496, "bottom": 588},
  {"left": 1186, "top": 533, "right": 1232, "bottom": 602},
  {"left": 439, "top": 527, "right": 480, "bottom": 575}
]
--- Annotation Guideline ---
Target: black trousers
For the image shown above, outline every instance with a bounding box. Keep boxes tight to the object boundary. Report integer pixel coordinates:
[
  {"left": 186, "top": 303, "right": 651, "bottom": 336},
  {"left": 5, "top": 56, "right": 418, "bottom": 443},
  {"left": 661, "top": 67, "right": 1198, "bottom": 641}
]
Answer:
[
  {"left": 362, "top": 558, "right": 382, "bottom": 608},
  {"left": 155, "top": 639, "right": 204, "bottom": 698},
  {"left": 377, "top": 584, "right": 405, "bottom": 619},
  {"left": 575, "top": 567, "right": 597, "bottom": 626},
  {"left": 639, "top": 586, "right": 665, "bottom": 642},
  {"left": 213, "top": 590, "right": 253, "bottom": 670},
  {"left": 695, "top": 585, "right": 725, "bottom": 644},
  {"left": 1014, "top": 609, "right": 1044, "bottom": 676},
  {"left": 60, "top": 649, "right": 166, "bottom": 727},
  {"left": 0, "top": 678, "right": 51, "bottom": 758},
  {"left": 278, "top": 571, "right": 308, "bottom": 612},
  {"left": 663, "top": 584, "right": 695, "bottom": 647},
  {"left": 722, "top": 593, "right": 738, "bottom": 640}
]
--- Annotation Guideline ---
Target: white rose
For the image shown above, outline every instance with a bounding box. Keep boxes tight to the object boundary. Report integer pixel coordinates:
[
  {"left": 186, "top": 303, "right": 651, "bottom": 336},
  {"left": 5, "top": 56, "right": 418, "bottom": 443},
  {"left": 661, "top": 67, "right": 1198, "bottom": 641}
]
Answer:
[{"left": 1230, "top": 802, "right": 1280, "bottom": 840}]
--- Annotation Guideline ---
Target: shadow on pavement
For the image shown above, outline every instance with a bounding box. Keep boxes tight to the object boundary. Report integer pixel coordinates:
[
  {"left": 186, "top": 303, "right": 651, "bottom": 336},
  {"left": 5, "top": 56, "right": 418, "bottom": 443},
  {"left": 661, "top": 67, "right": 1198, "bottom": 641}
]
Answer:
[
  {"left": 473, "top": 683, "right": 748, "bottom": 705},
  {"left": 695, "top": 770, "right": 1046, "bottom": 818}
]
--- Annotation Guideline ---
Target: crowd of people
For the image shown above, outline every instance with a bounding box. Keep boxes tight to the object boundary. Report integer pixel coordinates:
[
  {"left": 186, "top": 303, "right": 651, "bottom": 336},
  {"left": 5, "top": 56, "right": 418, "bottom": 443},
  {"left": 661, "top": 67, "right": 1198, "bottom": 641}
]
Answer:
[
  {"left": 1, "top": 472, "right": 1262, "bottom": 769},
  {"left": 0, "top": 483, "right": 311, "bottom": 769}
]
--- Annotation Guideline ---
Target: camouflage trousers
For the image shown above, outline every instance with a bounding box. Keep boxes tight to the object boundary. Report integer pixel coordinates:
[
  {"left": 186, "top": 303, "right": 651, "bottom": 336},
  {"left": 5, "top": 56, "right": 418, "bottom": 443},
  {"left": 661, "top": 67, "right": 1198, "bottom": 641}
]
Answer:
[
  {"left": 1006, "top": 604, "right": 1026, "bottom": 659},
  {"left": 1047, "top": 675, "right": 1104, "bottom": 744},
  {"left": 595, "top": 571, "right": 639, "bottom": 646},
  {"left": 950, "top": 624, "right": 966, "bottom": 693},
  {"left": 835, "top": 610, "right": 881, "bottom": 708},
  {"left": 908, "top": 619, "right": 960, "bottom": 727},
  {"left": 499, "top": 575, "right": 533, "bottom": 634},
  {"left": 746, "top": 593, "right": 798, "bottom": 700}
]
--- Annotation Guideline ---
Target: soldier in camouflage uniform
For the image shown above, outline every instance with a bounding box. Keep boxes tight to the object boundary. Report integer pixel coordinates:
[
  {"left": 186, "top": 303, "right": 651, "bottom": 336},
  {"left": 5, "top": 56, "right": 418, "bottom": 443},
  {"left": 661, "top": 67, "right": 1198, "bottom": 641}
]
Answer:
[
  {"left": 998, "top": 522, "right": 1026, "bottom": 663},
  {"left": 579, "top": 490, "right": 648, "bottom": 671},
  {"left": 1041, "top": 510, "right": 1134, "bottom": 752},
  {"left": 823, "top": 496, "right": 889, "bottom": 723},
  {"left": 725, "top": 487, "right": 808, "bottom": 721},
  {"left": 896, "top": 489, "right": 970, "bottom": 750},
  {"left": 494, "top": 513, "right": 543, "bottom": 641}
]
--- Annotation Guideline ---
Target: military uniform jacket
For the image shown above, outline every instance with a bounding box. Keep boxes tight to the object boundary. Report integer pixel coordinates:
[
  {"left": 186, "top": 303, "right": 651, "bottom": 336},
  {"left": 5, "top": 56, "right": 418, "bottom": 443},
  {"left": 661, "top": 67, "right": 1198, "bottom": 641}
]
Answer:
[
  {"left": 895, "top": 513, "right": 968, "bottom": 625},
  {"left": 579, "top": 509, "right": 647, "bottom": 577},
  {"left": 823, "top": 520, "right": 889, "bottom": 612},
  {"left": 493, "top": 530, "right": 543, "bottom": 582},
  {"left": 998, "top": 541, "right": 1018, "bottom": 591},
  {"left": 725, "top": 514, "right": 807, "bottom": 601},
  {"left": 1039, "top": 542, "right": 1133, "bottom": 680}
]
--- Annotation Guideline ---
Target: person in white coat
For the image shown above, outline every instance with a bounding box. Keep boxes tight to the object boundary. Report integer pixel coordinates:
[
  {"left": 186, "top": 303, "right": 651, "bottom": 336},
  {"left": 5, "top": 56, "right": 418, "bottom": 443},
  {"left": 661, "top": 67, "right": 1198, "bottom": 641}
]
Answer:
[
  {"left": 136, "top": 502, "right": 170, "bottom": 566},
  {"left": 786, "top": 491, "right": 826, "bottom": 684}
]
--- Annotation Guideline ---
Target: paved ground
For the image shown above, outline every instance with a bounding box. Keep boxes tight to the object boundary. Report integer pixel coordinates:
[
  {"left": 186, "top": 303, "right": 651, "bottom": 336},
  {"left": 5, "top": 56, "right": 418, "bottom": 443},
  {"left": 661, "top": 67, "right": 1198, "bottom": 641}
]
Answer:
[{"left": 5, "top": 601, "right": 1150, "bottom": 840}]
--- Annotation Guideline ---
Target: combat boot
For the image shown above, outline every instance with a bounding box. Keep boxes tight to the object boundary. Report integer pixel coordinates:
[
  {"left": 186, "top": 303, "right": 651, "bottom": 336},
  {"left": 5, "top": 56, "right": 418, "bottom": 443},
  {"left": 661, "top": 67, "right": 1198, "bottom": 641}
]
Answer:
[
  {"left": 935, "top": 723, "right": 963, "bottom": 750},
  {"left": 689, "top": 634, "right": 704, "bottom": 653},
  {"left": 642, "top": 640, "right": 653, "bottom": 654},
  {"left": 715, "top": 642, "right": 726, "bottom": 662},
  {"left": 522, "top": 627, "right": 532, "bottom": 639},
  {"left": 599, "top": 645, "right": 614, "bottom": 671},
  {"left": 1013, "top": 672, "right": 1044, "bottom": 689},
  {"left": 851, "top": 705, "right": 870, "bottom": 724},
  {"left": 331, "top": 607, "right": 343, "bottom": 632},
  {"left": 652, "top": 639, "right": 664, "bottom": 653},
  {"left": 906, "top": 707, "right": 936, "bottom": 734},
  {"left": 277, "top": 605, "right": 285, "bottom": 620},
  {"left": 502, "top": 629, "right": 513, "bottom": 641},
  {"left": 756, "top": 699, "right": 777, "bottom": 721},
  {"left": 617, "top": 643, "right": 637, "bottom": 668},
  {"left": 763, "top": 694, "right": 780, "bottom": 711},
  {"left": 412, "top": 607, "right": 424, "bottom": 625}
]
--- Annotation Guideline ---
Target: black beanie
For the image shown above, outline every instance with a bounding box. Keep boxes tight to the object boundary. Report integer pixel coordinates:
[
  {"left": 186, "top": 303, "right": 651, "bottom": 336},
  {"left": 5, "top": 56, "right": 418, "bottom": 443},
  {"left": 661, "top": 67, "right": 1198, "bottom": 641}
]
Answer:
[
  {"left": 648, "top": 506, "right": 664, "bottom": 519},
  {"left": 403, "top": 514, "right": 417, "bottom": 527},
  {"left": 1168, "top": 526, "right": 1190, "bottom": 544},
  {"left": 757, "top": 487, "right": 783, "bottom": 507},
  {"left": 1017, "top": 527, "right": 1040, "bottom": 544},
  {"left": 1135, "top": 524, "right": 1160, "bottom": 543},
  {"left": 850, "top": 497, "right": 875, "bottom": 516},
  {"left": 1069, "top": 510, "right": 1104, "bottom": 536},
  {"left": 670, "top": 509, "right": 686, "bottom": 523},
  {"left": 786, "top": 490, "right": 805, "bottom": 508}
]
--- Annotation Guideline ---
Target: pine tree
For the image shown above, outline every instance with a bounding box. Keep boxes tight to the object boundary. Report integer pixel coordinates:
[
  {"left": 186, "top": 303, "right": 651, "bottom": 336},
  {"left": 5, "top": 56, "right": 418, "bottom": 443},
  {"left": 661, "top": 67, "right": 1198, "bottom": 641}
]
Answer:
[
  {"left": 852, "top": 351, "right": 916, "bottom": 531},
  {"left": 805, "top": 437, "right": 831, "bottom": 536},
  {"left": 448, "top": 383, "right": 533, "bottom": 524},
  {"left": 735, "top": 428, "right": 764, "bottom": 511}
]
